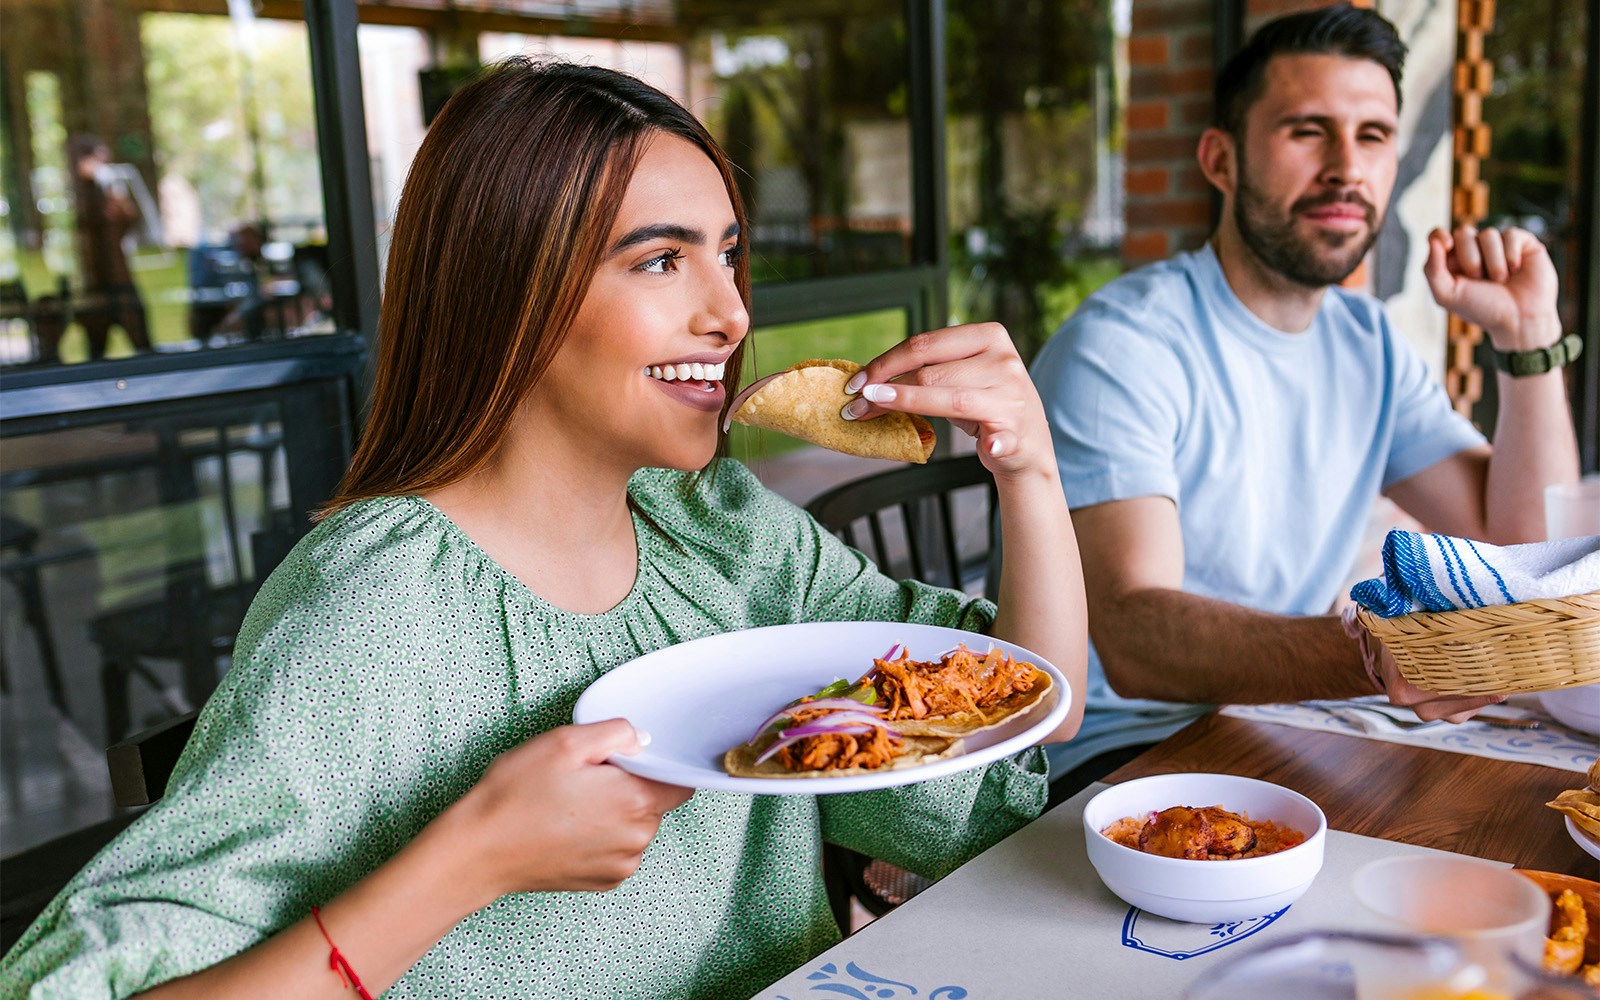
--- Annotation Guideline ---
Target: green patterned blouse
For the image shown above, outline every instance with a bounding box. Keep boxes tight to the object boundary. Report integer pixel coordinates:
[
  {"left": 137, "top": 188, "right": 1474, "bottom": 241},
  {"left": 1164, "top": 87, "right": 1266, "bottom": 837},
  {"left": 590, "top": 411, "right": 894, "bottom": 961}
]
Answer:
[{"left": 2, "top": 461, "right": 1047, "bottom": 1000}]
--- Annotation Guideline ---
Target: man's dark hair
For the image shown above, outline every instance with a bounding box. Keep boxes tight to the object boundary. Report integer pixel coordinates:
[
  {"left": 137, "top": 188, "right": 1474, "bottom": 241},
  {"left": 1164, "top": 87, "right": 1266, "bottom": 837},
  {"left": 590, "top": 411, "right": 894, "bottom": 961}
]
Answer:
[{"left": 1214, "top": 3, "right": 1407, "bottom": 135}]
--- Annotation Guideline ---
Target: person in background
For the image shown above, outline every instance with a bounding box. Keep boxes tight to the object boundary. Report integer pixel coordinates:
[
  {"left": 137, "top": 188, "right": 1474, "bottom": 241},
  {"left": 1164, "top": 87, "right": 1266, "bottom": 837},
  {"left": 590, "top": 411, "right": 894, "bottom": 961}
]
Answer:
[
  {"left": 68, "top": 134, "right": 152, "bottom": 360},
  {"left": 1028, "top": 3, "right": 1579, "bottom": 798},
  {"left": 2, "top": 59, "right": 1087, "bottom": 999}
]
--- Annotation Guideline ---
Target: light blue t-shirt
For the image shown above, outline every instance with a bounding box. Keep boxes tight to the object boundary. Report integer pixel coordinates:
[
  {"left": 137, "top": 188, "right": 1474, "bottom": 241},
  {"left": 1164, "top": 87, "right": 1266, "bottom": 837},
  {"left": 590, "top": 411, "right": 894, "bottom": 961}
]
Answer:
[{"left": 1031, "top": 244, "right": 1486, "bottom": 776}]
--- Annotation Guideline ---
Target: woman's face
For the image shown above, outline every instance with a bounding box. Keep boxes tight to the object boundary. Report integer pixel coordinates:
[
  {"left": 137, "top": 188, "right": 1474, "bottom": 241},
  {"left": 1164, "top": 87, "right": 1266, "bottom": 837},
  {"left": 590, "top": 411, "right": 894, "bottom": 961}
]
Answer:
[{"left": 533, "top": 132, "right": 748, "bottom": 473}]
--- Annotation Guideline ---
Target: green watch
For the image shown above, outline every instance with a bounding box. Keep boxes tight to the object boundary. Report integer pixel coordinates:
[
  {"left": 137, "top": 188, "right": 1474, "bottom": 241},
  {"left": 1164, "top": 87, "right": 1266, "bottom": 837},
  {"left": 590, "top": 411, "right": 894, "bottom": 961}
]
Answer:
[{"left": 1494, "top": 333, "right": 1584, "bottom": 377}]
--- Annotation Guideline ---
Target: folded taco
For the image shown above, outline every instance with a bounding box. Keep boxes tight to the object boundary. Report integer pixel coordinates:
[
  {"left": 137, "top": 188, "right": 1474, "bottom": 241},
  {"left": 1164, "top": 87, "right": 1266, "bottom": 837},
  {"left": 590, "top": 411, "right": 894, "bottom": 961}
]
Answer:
[
  {"left": 723, "top": 359, "right": 936, "bottom": 464},
  {"left": 868, "top": 643, "right": 1052, "bottom": 738},
  {"left": 723, "top": 690, "right": 963, "bottom": 779}
]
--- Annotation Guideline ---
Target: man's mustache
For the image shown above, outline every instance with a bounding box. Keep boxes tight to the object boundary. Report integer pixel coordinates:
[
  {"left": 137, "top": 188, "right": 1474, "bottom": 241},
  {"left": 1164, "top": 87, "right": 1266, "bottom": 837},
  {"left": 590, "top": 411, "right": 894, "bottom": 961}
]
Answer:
[{"left": 1292, "top": 191, "right": 1378, "bottom": 226}]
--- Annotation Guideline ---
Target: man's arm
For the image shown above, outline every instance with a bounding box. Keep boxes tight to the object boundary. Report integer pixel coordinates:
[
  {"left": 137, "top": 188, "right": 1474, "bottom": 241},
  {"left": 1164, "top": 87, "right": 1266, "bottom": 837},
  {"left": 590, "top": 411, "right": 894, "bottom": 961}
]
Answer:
[
  {"left": 1386, "top": 226, "right": 1578, "bottom": 543},
  {"left": 1077, "top": 495, "right": 1506, "bottom": 720},
  {"left": 1076, "top": 496, "right": 1372, "bottom": 705}
]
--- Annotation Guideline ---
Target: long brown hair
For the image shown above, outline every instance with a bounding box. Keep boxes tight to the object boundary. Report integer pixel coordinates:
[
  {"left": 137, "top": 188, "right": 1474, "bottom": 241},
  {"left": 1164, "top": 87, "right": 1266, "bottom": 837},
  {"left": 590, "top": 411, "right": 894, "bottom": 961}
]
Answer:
[{"left": 319, "top": 59, "right": 751, "bottom": 518}]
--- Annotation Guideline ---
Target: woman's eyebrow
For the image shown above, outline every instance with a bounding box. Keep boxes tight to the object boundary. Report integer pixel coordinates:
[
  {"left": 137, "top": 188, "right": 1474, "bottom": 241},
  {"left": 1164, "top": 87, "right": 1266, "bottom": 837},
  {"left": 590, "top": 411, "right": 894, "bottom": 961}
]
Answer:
[{"left": 607, "top": 221, "right": 741, "bottom": 258}]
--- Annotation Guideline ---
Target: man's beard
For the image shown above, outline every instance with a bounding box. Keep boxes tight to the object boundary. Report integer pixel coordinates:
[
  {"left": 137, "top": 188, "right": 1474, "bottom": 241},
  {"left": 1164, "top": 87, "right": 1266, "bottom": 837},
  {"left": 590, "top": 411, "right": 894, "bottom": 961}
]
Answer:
[{"left": 1233, "top": 161, "right": 1382, "bottom": 289}]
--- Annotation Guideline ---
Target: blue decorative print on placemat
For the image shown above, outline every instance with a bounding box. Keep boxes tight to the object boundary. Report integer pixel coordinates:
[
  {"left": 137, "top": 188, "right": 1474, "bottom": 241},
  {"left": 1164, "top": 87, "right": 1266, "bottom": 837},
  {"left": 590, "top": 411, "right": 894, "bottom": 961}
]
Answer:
[
  {"left": 1120, "top": 905, "right": 1290, "bottom": 960},
  {"left": 774, "top": 961, "right": 969, "bottom": 999}
]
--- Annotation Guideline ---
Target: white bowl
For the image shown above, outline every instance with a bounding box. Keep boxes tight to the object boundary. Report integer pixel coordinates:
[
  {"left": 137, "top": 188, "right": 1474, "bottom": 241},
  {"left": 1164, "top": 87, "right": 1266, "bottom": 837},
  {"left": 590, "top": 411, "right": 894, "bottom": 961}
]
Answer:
[
  {"left": 1538, "top": 684, "right": 1600, "bottom": 735},
  {"left": 1082, "top": 773, "right": 1327, "bottom": 924},
  {"left": 1568, "top": 816, "right": 1600, "bottom": 864}
]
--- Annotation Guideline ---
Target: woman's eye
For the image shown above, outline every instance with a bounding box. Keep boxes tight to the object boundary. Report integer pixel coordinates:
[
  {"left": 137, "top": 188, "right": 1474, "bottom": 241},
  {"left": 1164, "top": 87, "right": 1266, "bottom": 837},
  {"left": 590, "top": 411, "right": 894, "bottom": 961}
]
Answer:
[
  {"left": 719, "top": 244, "right": 745, "bottom": 268},
  {"left": 639, "top": 249, "right": 683, "bottom": 273}
]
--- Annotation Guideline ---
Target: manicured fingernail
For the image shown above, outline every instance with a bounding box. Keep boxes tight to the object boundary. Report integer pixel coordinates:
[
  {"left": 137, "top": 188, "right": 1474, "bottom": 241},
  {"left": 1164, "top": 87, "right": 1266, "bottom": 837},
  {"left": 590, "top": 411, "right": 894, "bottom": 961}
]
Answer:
[
  {"left": 845, "top": 372, "right": 867, "bottom": 394},
  {"left": 988, "top": 439, "right": 1004, "bottom": 457},
  {"left": 841, "top": 399, "right": 870, "bottom": 421},
  {"left": 634, "top": 728, "right": 652, "bottom": 747},
  {"left": 860, "top": 383, "right": 896, "bottom": 403}
]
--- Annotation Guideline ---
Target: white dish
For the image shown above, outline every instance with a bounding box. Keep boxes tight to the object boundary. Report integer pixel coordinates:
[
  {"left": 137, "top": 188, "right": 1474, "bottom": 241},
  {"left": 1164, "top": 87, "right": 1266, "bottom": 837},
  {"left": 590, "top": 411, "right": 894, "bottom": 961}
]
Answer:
[
  {"left": 1569, "top": 816, "right": 1600, "bottom": 864},
  {"left": 571, "top": 620, "right": 1069, "bottom": 795},
  {"left": 1539, "top": 685, "right": 1600, "bottom": 735},
  {"left": 1081, "top": 773, "right": 1327, "bottom": 924}
]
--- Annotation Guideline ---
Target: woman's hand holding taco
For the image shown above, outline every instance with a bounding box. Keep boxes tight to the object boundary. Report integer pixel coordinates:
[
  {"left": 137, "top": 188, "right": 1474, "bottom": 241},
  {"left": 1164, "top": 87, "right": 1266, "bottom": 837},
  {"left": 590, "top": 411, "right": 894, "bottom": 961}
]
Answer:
[
  {"left": 839, "top": 323, "right": 1050, "bottom": 481},
  {"left": 843, "top": 323, "right": 1089, "bottom": 745}
]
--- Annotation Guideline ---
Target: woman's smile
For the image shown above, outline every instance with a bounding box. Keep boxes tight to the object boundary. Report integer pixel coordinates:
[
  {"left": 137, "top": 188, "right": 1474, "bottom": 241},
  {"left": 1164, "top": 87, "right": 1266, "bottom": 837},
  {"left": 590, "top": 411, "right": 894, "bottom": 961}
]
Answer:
[{"left": 641, "top": 351, "right": 731, "bottom": 412}]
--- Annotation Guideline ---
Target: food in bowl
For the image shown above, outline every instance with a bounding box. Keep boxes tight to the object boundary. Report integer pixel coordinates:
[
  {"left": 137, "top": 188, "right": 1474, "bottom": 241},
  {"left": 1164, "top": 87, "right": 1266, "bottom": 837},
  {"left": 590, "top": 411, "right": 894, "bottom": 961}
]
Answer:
[
  {"left": 1519, "top": 870, "right": 1600, "bottom": 987},
  {"left": 1081, "top": 773, "right": 1327, "bottom": 924},
  {"left": 1100, "top": 805, "right": 1307, "bottom": 860}
]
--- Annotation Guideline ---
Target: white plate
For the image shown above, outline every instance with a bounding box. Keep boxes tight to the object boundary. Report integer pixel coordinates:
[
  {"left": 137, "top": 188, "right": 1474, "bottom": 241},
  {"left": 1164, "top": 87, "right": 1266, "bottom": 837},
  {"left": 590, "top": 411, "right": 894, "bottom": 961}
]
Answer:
[
  {"left": 571, "top": 620, "right": 1070, "bottom": 794},
  {"left": 1569, "top": 816, "right": 1600, "bottom": 864}
]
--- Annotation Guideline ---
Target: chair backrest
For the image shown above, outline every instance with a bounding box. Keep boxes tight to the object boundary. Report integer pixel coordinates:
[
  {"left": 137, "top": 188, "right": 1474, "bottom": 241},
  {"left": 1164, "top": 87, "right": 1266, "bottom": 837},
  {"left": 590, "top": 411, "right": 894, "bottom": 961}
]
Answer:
[
  {"left": 106, "top": 709, "right": 199, "bottom": 807},
  {"left": 804, "top": 453, "right": 997, "bottom": 596}
]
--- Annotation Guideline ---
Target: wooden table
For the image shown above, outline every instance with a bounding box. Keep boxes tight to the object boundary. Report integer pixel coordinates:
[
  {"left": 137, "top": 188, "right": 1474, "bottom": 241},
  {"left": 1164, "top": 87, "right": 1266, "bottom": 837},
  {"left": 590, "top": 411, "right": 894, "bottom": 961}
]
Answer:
[{"left": 1108, "top": 712, "right": 1593, "bottom": 876}]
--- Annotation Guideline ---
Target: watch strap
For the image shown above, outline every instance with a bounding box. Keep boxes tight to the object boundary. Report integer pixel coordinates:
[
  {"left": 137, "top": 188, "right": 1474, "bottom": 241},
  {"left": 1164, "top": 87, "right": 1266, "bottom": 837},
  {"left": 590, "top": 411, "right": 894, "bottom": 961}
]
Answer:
[{"left": 1495, "top": 333, "right": 1583, "bottom": 377}]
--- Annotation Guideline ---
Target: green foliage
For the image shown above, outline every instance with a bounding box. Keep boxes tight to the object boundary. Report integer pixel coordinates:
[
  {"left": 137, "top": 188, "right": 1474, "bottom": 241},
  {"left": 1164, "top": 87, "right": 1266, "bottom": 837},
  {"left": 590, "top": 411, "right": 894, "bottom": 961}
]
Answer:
[{"left": 141, "top": 14, "right": 322, "bottom": 239}]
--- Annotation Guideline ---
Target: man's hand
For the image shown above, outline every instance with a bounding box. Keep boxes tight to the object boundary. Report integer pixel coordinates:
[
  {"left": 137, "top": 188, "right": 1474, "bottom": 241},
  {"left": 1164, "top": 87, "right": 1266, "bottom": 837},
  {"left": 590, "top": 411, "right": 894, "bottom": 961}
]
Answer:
[
  {"left": 1423, "top": 225, "right": 1561, "bottom": 352},
  {"left": 1375, "top": 645, "right": 1507, "bottom": 723}
]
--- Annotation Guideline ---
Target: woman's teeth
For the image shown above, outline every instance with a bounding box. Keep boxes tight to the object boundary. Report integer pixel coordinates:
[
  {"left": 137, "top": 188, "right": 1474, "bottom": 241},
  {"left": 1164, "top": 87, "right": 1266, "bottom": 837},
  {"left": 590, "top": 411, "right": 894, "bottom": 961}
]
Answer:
[{"left": 644, "top": 362, "right": 725, "bottom": 382}]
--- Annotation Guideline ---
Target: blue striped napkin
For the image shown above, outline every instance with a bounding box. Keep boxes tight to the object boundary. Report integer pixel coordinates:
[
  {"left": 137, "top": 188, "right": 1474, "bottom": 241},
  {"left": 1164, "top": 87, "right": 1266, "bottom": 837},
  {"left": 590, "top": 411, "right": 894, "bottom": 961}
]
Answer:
[{"left": 1350, "top": 529, "right": 1600, "bottom": 617}]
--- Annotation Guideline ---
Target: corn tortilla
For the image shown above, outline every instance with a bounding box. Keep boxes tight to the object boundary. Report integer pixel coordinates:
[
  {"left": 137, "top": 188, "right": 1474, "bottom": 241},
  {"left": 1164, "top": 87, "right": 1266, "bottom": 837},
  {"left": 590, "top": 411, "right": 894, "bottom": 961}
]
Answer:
[{"left": 730, "top": 359, "right": 936, "bottom": 464}]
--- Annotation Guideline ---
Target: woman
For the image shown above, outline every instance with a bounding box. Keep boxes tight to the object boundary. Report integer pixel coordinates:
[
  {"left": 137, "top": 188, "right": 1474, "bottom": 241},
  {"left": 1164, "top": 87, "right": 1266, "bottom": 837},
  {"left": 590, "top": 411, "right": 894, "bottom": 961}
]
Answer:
[{"left": 2, "top": 61, "right": 1086, "bottom": 999}]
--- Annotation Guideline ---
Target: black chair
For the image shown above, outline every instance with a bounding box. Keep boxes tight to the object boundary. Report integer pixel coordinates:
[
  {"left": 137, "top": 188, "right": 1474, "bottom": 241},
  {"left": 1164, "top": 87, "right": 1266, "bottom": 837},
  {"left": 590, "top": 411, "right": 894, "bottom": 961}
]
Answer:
[
  {"left": 803, "top": 453, "right": 998, "bottom": 934},
  {"left": 90, "top": 419, "right": 289, "bottom": 744},
  {"left": 106, "top": 709, "right": 200, "bottom": 808},
  {"left": 804, "top": 453, "right": 996, "bottom": 595}
]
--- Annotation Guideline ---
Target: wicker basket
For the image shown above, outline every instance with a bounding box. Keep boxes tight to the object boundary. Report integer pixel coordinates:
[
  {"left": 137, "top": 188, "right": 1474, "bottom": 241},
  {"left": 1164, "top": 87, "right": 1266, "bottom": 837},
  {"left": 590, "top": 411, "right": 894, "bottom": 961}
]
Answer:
[{"left": 1356, "top": 591, "right": 1600, "bottom": 696}]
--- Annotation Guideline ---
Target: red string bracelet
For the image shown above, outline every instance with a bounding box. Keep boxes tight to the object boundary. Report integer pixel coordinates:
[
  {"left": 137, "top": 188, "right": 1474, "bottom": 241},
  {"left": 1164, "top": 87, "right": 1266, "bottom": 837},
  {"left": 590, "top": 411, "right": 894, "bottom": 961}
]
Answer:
[{"left": 311, "top": 905, "right": 375, "bottom": 1000}]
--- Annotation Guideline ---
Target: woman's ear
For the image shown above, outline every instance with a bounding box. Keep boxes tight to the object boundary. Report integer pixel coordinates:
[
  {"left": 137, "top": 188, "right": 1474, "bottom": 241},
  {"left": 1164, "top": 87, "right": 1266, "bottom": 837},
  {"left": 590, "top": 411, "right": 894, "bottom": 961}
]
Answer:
[{"left": 1196, "top": 127, "right": 1236, "bottom": 199}]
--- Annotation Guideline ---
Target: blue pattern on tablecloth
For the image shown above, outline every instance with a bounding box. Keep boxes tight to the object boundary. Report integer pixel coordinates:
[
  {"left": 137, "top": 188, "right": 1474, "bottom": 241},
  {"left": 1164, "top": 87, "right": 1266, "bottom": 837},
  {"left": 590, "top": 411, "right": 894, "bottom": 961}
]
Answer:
[
  {"left": 1120, "top": 906, "right": 1289, "bottom": 960},
  {"left": 774, "top": 961, "right": 969, "bottom": 999},
  {"left": 1220, "top": 699, "right": 1594, "bottom": 773}
]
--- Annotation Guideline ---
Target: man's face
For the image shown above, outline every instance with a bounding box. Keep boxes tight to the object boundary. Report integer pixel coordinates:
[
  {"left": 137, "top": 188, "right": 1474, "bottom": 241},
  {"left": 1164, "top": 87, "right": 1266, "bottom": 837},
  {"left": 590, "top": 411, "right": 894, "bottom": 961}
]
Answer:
[{"left": 1229, "top": 53, "right": 1400, "bottom": 288}]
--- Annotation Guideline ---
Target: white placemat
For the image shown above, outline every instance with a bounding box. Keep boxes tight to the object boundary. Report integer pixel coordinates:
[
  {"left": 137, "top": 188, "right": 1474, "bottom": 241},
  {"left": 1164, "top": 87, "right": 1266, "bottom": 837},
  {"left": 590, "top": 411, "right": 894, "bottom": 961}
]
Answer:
[
  {"left": 1221, "top": 695, "right": 1596, "bottom": 773},
  {"left": 753, "top": 784, "right": 1499, "bottom": 1000}
]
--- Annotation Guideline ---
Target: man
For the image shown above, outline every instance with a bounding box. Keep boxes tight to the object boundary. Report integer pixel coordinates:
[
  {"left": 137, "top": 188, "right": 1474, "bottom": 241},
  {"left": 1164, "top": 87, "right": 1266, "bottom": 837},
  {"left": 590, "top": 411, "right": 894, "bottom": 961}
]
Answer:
[{"left": 1030, "top": 4, "right": 1580, "bottom": 789}]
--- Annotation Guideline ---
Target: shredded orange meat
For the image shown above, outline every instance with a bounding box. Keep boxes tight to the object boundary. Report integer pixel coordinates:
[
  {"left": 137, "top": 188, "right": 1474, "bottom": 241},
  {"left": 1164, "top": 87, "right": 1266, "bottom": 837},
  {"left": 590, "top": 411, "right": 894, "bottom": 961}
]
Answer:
[
  {"left": 1102, "top": 805, "right": 1306, "bottom": 860},
  {"left": 869, "top": 645, "right": 1036, "bottom": 721},
  {"left": 772, "top": 706, "right": 904, "bottom": 771},
  {"left": 774, "top": 723, "right": 904, "bottom": 771}
]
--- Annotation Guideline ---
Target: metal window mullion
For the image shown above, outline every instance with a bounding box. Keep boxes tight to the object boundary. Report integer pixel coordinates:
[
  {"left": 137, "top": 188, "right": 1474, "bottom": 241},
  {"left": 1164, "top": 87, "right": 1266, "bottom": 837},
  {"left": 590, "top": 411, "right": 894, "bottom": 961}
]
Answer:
[{"left": 304, "top": 0, "right": 381, "bottom": 359}]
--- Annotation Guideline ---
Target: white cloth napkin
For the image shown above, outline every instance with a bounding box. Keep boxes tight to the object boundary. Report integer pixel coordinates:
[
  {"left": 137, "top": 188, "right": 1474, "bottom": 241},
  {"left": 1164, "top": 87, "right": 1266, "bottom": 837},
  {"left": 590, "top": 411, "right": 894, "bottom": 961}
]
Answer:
[{"left": 1350, "top": 528, "right": 1600, "bottom": 617}]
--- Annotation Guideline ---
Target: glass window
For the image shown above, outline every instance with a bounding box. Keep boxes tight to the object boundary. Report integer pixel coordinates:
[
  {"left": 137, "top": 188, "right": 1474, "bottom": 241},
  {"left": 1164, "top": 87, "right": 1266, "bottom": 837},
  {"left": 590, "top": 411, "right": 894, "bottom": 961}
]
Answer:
[
  {"left": 0, "top": 5, "right": 335, "bottom": 370},
  {"left": 356, "top": 1, "right": 915, "bottom": 285},
  {"left": 1482, "top": 0, "right": 1589, "bottom": 337},
  {"left": 946, "top": 0, "right": 1125, "bottom": 361},
  {"left": 0, "top": 397, "right": 314, "bottom": 852}
]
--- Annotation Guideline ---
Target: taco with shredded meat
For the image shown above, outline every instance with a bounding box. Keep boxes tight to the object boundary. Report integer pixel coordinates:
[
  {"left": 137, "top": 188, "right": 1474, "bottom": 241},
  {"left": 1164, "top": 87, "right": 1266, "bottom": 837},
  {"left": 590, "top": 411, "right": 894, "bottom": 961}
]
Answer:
[
  {"left": 723, "top": 358, "right": 936, "bottom": 464},
  {"left": 723, "top": 684, "right": 963, "bottom": 779},
  {"left": 867, "top": 643, "right": 1052, "bottom": 737}
]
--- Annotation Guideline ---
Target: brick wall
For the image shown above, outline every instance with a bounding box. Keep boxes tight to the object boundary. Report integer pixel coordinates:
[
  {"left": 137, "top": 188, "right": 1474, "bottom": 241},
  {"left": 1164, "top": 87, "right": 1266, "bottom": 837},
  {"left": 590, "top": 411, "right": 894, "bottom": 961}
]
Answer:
[{"left": 1122, "top": 0, "right": 1355, "bottom": 268}]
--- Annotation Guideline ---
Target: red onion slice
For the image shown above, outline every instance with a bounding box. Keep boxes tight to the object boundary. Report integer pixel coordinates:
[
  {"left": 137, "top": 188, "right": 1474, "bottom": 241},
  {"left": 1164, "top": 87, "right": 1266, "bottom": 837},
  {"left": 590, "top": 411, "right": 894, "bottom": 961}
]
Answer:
[
  {"left": 780, "top": 711, "right": 897, "bottom": 734},
  {"left": 748, "top": 698, "right": 886, "bottom": 743},
  {"left": 721, "top": 371, "right": 785, "bottom": 432},
  {"left": 753, "top": 718, "right": 899, "bottom": 765}
]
